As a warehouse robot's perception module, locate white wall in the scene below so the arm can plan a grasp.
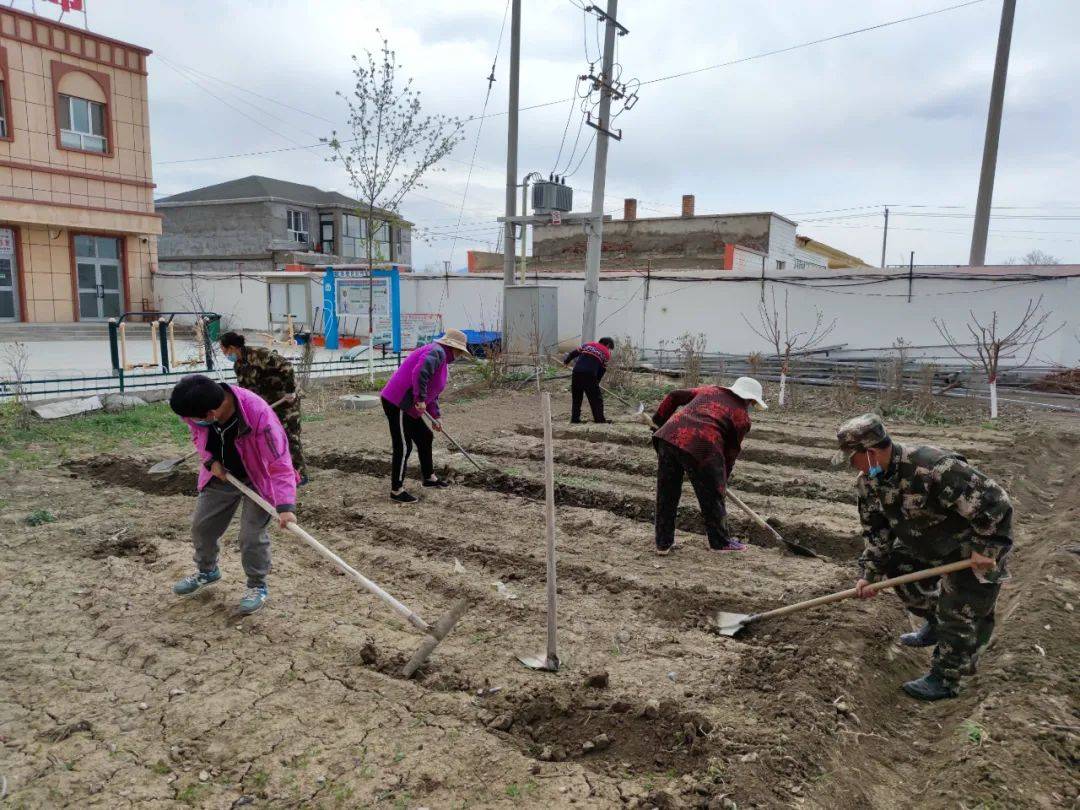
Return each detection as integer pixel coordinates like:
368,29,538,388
157,267,1080,366
402,268,1080,366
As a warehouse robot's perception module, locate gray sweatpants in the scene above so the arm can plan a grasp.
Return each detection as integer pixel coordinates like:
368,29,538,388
192,479,272,587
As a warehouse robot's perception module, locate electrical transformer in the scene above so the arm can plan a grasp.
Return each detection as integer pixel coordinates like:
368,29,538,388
531,179,573,215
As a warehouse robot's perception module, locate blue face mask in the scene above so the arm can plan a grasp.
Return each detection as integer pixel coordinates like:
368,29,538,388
866,452,884,479
193,419,216,427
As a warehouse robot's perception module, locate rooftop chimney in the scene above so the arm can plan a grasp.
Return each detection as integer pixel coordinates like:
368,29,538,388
624,198,638,221
681,194,695,217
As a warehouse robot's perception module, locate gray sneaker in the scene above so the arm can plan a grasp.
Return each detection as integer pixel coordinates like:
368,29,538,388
173,568,221,595
238,584,268,615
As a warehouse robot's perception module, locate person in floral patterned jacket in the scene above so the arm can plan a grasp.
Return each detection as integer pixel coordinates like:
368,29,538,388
650,377,767,555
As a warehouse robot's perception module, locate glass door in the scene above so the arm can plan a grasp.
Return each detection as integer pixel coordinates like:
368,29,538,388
74,235,122,320
0,227,18,320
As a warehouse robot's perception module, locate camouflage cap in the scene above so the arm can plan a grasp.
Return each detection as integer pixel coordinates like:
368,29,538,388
832,413,889,465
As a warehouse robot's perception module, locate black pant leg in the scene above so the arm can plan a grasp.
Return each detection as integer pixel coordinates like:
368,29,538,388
405,412,435,480
654,440,685,550
583,375,606,422
685,460,730,548
570,373,585,422
382,398,411,491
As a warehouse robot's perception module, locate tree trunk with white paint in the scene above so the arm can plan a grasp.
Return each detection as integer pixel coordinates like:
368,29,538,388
989,377,998,419
778,372,788,407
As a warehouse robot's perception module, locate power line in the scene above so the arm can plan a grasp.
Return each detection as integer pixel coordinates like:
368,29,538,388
154,1,991,167
637,0,990,87
153,54,338,126
156,56,317,153
447,0,512,272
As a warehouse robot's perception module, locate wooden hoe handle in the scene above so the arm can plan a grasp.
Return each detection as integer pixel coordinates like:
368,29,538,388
224,473,430,632
752,559,976,624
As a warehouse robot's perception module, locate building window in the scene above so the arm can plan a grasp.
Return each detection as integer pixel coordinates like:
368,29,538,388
319,214,334,254
0,83,7,139
341,213,365,258
287,210,309,243
372,220,390,262
59,94,107,153
775,260,786,270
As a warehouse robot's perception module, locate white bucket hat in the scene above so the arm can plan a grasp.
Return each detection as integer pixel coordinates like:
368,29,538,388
435,328,472,356
725,376,768,409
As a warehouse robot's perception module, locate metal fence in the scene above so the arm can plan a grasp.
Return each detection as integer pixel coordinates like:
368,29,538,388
0,354,403,403
635,348,1080,412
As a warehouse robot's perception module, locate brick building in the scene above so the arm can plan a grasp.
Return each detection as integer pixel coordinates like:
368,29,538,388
0,6,159,322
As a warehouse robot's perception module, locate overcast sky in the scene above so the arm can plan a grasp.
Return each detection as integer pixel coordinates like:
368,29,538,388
38,0,1080,268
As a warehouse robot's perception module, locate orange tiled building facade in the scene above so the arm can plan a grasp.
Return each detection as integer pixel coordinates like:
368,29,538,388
0,6,159,323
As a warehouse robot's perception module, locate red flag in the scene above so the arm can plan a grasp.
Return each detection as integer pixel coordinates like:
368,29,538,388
45,0,85,11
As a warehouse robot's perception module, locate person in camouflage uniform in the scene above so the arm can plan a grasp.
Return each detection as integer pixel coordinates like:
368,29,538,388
834,413,1012,701
219,332,307,483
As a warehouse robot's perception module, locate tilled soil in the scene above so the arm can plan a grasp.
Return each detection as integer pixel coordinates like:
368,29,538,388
0,386,1076,809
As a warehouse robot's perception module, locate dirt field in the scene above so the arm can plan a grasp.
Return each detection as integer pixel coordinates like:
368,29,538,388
1,381,1077,809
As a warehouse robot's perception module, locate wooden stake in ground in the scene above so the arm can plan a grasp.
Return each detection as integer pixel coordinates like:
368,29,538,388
518,392,559,671
150,320,160,366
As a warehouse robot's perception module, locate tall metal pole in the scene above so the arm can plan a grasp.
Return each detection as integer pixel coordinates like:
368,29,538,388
502,0,521,290
879,206,889,268
969,0,1016,267
581,0,618,345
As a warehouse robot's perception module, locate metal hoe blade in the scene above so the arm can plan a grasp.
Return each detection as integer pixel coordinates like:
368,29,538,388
516,652,559,671
149,454,190,475
715,611,755,637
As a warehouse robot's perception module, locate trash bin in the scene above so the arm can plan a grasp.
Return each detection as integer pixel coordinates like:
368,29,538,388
204,313,222,342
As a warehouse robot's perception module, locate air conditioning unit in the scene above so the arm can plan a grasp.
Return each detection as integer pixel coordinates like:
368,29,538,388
531,180,573,215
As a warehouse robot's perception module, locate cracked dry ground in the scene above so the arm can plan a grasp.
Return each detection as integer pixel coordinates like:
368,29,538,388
1,389,1077,809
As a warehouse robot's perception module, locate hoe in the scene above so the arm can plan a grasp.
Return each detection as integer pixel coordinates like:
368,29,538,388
716,559,975,637
227,474,467,678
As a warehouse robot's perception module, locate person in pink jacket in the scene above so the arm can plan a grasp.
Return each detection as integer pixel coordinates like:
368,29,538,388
168,374,299,614
380,329,471,503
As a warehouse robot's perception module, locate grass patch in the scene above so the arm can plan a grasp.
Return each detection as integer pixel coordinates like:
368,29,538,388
25,508,57,526
0,401,189,471
176,784,208,805
960,719,989,746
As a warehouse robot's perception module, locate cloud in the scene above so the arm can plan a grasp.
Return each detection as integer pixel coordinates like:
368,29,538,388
34,0,1080,271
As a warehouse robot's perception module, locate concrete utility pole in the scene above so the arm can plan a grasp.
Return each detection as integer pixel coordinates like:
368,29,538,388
502,0,521,289
581,0,619,345
969,0,1016,267
880,206,889,268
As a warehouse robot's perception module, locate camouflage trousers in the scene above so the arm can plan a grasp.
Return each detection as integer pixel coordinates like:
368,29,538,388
884,549,999,685
279,407,307,481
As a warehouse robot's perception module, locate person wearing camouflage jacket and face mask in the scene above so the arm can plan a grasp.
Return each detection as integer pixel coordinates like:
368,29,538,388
219,332,307,484
835,413,1013,701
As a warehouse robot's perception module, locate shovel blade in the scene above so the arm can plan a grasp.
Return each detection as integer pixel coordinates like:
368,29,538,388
715,611,752,637
148,457,184,475
517,652,559,671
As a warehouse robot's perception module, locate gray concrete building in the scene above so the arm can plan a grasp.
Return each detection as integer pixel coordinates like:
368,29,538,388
155,175,413,276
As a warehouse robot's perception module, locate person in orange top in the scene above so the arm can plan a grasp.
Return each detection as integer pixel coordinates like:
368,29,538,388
650,377,767,555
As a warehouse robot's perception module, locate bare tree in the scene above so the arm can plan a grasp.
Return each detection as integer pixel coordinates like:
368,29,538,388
933,296,1063,418
1003,249,1060,266
742,288,837,407
2,341,32,429
324,33,463,378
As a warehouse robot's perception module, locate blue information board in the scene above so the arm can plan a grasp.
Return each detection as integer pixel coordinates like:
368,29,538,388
320,265,401,352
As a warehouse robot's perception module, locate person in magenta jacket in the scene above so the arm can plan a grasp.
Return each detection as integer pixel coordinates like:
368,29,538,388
380,328,471,503
168,375,299,614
